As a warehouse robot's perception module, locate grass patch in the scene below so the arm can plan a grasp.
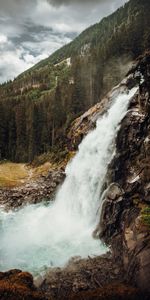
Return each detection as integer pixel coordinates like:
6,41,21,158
0,161,60,188
0,162,29,188
0,150,76,188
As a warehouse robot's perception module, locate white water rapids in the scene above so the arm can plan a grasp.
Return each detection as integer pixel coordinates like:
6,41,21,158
0,87,138,275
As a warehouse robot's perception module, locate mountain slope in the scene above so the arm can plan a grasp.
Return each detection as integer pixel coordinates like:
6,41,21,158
26,0,150,70
0,0,150,162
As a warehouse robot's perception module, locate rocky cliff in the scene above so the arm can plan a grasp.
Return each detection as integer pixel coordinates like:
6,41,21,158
98,52,150,294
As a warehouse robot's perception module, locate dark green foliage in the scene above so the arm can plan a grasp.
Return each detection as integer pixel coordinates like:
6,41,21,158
0,0,150,162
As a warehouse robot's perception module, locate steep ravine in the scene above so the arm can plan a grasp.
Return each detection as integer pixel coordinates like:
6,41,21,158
0,53,150,300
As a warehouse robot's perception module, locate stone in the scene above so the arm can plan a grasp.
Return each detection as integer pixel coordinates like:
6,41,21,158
106,183,124,201
0,270,46,300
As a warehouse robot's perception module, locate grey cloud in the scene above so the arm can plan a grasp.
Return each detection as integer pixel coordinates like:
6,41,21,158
47,0,110,6
0,0,125,14
0,0,127,83
0,0,35,16
0,23,72,83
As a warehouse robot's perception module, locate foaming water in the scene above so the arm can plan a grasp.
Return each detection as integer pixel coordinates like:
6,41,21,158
0,87,138,274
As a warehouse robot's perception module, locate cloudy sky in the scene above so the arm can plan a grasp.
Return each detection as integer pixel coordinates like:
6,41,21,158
0,0,127,83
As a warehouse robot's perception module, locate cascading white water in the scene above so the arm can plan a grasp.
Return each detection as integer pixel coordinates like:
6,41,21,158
0,87,138,275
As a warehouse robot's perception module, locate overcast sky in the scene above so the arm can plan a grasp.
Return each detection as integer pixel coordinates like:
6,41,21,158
0,0,127,83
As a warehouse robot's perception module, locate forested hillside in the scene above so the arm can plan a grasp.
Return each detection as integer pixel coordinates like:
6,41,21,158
0,0,150,162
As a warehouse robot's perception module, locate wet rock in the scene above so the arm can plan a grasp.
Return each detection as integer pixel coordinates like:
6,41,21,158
124,220,150,294
94,183,125,242
106,183,124,201
39,254,125,300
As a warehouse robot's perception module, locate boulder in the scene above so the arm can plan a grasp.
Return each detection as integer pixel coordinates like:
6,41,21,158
0,270,46,300
96,183,125,242
105,183,124,201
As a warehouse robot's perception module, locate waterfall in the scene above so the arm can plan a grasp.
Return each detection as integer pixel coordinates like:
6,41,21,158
0,87,138,275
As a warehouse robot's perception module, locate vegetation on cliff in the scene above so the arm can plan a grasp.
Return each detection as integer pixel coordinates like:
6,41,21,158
142,207,150,228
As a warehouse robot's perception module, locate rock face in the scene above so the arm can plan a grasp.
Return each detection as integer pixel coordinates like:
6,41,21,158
0,168,65,210
99,52,150,294
94,183,125,240
67,83,132,151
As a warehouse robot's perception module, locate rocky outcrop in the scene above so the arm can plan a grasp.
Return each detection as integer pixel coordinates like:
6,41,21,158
67,82,134,151
98,52,150,294
0,168,65,210
38,254,142,300
0,266,143,300
123,214,150,292
0,270,46,300
93,183,125,240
